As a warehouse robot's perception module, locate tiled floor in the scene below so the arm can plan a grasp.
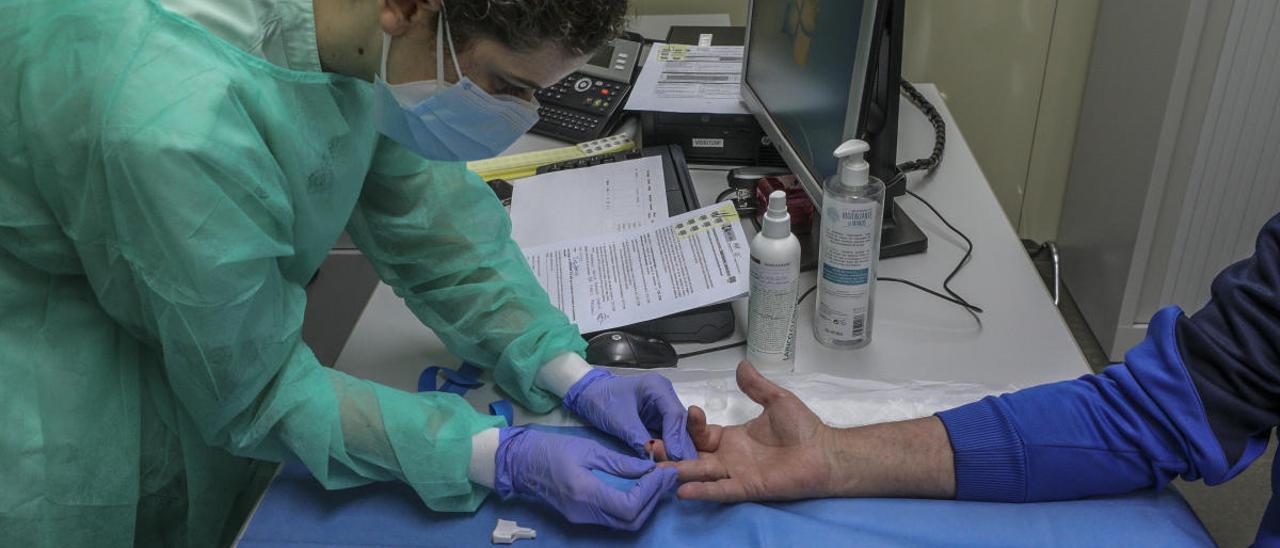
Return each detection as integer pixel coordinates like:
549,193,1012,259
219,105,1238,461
1031,244,1271,547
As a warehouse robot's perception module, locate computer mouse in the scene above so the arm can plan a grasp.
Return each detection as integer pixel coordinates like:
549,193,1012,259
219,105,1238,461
585,331,678,369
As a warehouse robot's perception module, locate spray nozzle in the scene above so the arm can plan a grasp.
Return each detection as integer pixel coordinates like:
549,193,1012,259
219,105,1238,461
761,190,792,238
766,190,788,218
834,139,871,186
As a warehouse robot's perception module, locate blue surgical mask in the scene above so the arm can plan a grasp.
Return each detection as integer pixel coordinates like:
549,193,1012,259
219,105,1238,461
372,13,540,161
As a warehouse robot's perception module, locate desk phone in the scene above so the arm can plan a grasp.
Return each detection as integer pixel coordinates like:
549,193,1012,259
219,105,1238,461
531,36,642,143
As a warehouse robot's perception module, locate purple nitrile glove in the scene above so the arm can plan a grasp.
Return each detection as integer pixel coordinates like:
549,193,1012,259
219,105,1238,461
563,369,698,461
494,427,677,531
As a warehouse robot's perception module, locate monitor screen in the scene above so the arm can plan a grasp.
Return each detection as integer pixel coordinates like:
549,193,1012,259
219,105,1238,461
745,0,868,181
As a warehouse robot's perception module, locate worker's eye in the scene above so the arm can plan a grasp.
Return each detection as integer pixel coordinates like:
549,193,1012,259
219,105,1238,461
498,83,532,97
491,76,535,98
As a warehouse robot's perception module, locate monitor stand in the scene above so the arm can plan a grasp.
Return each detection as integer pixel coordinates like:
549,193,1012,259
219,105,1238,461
880,201,928,258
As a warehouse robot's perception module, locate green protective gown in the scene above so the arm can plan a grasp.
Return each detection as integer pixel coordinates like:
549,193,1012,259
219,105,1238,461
0,0,587,545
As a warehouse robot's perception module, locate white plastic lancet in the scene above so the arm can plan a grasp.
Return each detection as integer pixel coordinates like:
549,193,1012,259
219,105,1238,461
492,519,537,544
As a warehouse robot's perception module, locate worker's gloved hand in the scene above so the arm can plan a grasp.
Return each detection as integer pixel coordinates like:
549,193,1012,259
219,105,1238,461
563,369,698,461
495,427,677,531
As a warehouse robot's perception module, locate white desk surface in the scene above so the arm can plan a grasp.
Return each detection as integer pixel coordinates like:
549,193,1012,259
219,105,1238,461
333,85,1090,393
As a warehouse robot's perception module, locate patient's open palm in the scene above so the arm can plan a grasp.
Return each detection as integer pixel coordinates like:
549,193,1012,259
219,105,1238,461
670,362,835,502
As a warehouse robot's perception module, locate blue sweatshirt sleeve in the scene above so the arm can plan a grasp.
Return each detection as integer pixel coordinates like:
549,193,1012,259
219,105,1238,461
937,213,1280,502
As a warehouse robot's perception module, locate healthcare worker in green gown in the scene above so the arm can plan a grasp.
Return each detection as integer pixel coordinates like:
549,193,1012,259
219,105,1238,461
0,0,697,545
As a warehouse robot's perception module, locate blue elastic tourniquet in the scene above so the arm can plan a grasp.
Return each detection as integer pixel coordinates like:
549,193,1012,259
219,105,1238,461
417,364,485,395
488,400,515,427
239,426,1212,547
416,365,513,427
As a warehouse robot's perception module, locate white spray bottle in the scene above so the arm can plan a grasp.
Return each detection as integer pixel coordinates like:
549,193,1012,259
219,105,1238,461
747,190,802,371
814,139,884,349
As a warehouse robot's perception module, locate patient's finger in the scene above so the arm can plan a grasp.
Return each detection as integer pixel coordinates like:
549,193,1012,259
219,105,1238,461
737,361,790,407
686,406,722,452
646,439,669,462
670,453,728,482
677,478,751,503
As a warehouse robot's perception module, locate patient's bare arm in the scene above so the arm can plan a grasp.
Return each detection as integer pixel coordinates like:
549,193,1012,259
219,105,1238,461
668,361,955,502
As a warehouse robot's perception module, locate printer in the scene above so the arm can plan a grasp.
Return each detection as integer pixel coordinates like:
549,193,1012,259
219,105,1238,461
638,26,784,166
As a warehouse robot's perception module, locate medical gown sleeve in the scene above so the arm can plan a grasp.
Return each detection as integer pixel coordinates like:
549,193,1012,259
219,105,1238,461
72,127,504,512
936,213,1280,502
346,139,588,414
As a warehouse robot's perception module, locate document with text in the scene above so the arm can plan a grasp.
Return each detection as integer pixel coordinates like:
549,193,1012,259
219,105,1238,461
509,156,668,248
624,44,749,115
523,202,749,333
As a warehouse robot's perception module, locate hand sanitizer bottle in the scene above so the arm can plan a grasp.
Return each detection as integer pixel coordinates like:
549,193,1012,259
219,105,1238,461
814,140,884,349
747,190,802,372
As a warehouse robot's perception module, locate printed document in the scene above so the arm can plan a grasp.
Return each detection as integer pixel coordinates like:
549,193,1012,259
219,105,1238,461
522,202,749,333
624,44,750,115
509,156,667,248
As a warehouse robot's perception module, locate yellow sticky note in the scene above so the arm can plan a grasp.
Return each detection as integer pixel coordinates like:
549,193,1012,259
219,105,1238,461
657,44,689,62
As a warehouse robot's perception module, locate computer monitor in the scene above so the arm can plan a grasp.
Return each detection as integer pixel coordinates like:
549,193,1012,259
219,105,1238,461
742,0,927,257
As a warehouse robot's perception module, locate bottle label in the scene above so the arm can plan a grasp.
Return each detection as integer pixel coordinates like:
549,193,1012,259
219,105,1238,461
747,256,799,361
816,199,880,342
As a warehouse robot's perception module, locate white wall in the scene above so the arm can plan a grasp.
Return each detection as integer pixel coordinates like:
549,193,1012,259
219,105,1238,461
902,0,1098,241
627,0,748,24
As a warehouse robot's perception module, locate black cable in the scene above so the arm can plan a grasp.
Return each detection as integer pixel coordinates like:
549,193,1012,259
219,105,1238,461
884,170,907,193
675,340,744,359
884,79,946,194
867,186,982,316
896,79,946,175
879,79,981,316
879,277,982,313
797,284,817,305
903,189,979,311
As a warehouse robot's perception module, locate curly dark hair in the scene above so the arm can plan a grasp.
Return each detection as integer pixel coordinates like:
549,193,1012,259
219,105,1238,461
443,0,629,55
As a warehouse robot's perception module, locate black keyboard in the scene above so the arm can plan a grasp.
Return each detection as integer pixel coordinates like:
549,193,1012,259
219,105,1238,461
536,149,640,173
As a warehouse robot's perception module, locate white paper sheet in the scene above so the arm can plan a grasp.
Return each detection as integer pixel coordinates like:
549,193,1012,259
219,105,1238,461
522,202,749,333
624,44,750,115
508,156,668,248
673,374,1020,427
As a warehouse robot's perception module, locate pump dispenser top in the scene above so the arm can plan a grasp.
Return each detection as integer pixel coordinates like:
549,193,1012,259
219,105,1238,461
762,190,791,239
833,139,871,187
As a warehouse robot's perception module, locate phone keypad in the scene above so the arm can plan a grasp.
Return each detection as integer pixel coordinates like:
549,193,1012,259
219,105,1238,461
532,74,629,141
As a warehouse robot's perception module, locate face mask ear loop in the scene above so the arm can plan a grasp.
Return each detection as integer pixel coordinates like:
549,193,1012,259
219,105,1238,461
440,7,463,83
379,32,393,80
